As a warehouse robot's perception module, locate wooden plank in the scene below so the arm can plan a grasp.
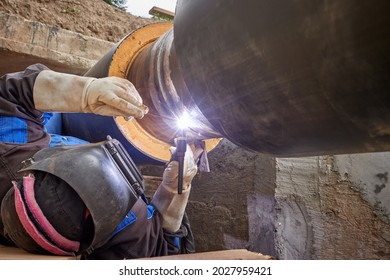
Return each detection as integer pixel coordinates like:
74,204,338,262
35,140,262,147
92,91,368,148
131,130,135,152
0,245,78,260
142,249,273,260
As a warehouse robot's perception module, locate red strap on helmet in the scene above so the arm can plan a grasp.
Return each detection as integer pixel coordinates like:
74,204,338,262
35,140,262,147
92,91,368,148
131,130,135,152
12,176,80,256
22,176,80,252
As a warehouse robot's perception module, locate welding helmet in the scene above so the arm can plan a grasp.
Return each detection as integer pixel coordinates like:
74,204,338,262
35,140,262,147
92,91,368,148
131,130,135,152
1,137,143,256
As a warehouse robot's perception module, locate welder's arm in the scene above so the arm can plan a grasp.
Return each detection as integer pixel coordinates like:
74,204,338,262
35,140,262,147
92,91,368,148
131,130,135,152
33,70,148,118
151,144,201,233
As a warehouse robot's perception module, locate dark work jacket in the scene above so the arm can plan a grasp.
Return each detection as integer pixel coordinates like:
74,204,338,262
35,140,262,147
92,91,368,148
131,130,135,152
0,64,50,244
0,64,174,259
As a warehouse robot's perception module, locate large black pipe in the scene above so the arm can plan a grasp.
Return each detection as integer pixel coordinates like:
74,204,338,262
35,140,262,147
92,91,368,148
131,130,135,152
64,0,390,160
173,0,390,156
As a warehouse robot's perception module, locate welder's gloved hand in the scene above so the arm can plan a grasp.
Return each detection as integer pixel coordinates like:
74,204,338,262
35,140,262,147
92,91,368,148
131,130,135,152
152,143,203,233
33,70,148,119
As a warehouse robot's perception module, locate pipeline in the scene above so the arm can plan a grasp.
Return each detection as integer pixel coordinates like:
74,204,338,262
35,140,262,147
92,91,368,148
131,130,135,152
63,0,390,162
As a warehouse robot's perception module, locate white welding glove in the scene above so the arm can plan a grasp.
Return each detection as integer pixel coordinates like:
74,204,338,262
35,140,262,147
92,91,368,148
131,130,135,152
33,70,148,118
152,144,200,233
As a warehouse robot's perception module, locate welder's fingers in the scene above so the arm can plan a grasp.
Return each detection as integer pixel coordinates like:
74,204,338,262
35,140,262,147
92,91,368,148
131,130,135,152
169,146,176,155
187,143,198,163
189,142,205,162
108,80,146,109
164,145,197,184
94,95,149,118
88,105,139,118
183,145,197,181
168,146,178,162
111,77,142,103
86,77,148,118
169,143,202,164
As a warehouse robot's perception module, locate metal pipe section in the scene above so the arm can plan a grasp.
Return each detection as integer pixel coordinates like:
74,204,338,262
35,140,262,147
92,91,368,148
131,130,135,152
172,0,390,156
64,0,390,160
127,29,222,144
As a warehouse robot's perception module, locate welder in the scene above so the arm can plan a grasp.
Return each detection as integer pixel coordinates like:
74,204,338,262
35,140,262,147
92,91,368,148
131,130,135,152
0,64,203,259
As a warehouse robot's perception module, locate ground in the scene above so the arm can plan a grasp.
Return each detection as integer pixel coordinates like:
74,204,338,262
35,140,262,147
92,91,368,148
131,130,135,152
0,0,156,42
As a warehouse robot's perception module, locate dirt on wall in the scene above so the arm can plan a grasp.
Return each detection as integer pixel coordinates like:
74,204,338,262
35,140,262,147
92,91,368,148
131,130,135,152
0,0,157,42
320,156,390,259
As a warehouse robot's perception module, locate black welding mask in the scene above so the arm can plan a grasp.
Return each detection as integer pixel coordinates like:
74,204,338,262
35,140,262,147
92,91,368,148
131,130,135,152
1,137,144,256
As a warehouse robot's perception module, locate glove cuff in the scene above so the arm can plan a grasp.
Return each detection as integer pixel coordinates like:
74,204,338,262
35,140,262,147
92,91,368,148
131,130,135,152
152,182,192,233
33,70,95,113
81,78,97,113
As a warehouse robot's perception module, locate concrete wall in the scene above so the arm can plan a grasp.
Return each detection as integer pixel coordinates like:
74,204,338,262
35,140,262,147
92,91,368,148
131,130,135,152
187,139,276,257
275,154,390,259
188,144,390,259
188,145,390,259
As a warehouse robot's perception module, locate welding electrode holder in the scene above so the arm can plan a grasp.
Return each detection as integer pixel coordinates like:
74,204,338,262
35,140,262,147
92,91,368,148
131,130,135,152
175,132,187,194
104,135,145,196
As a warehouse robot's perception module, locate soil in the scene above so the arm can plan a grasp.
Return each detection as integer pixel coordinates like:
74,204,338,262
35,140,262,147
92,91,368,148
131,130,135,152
0,0,157,42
